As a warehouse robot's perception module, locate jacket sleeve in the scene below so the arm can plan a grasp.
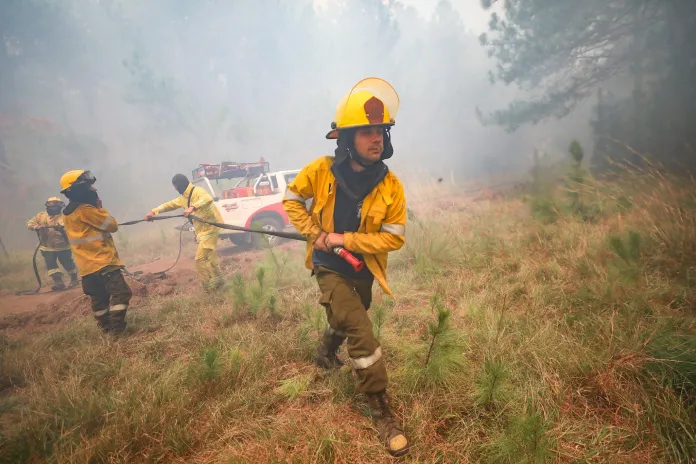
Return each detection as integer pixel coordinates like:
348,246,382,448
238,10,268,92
79,206,119,233
26,214,40,230
190,189,213,210
282,165,322,242
343,181,407,255
152,196,185,214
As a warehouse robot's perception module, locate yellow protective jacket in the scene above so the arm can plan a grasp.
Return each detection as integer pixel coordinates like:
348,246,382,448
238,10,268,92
26,211,70,252
152,183,222,242
283,156,407,296
62,204,122,276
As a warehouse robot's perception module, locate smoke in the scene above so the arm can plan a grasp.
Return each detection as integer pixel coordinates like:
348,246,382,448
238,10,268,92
0,0,591,245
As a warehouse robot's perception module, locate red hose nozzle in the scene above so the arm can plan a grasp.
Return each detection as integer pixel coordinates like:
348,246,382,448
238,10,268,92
333,247,364,272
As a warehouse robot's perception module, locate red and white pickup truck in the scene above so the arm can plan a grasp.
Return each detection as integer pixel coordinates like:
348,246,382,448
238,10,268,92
190,160,303,248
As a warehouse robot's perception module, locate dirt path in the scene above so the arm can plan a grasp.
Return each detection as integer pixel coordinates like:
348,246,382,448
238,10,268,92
0,240,297,333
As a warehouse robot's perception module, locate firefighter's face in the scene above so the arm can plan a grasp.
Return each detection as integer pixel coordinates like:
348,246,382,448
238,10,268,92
353,127,384,164
46,202,64,215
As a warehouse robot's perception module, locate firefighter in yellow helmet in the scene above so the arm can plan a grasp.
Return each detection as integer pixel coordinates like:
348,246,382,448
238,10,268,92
26,197,78,290
282,78,409,457
59,170,132,334
144,174,224,292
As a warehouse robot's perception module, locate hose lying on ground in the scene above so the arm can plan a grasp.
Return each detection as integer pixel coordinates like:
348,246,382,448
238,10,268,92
14,230,42,295
118,215,188,281
15,227,80,296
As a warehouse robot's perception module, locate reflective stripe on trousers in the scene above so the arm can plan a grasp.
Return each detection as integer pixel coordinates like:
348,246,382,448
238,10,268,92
350,346,383,370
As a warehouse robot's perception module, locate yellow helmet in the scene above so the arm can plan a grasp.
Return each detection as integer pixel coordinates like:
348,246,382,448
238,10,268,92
326,77,400,139
46,196,63,205
60,170,96,193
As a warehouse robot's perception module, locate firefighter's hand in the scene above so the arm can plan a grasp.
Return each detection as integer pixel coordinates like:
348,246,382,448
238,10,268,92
183,206,195,218
325,233,345,249
313,231,330,252
144,211,156,221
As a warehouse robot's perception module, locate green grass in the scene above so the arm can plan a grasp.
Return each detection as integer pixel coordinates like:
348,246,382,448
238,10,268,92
0,250,41,294
0,169,695,463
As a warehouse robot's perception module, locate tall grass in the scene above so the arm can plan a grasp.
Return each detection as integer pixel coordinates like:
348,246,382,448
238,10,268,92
0,167,694,463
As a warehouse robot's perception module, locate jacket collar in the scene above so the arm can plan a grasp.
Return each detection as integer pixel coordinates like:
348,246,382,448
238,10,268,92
182,183,195,198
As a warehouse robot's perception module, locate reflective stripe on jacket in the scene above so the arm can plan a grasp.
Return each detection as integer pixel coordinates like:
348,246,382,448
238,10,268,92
152,183,223,241
26,211,70,252
282,156,407,296
62,205,122,276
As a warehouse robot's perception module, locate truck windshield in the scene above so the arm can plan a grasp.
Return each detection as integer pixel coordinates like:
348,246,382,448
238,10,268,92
284,173,298,185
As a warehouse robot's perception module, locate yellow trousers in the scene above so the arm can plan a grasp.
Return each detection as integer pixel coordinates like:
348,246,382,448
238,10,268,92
195,234,223,290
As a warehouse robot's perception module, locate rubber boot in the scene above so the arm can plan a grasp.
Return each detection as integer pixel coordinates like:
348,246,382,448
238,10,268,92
109,309,127,335
315,328,345,369
69,273,79,287
366,389,409,457
50,273,66,291
94,311,110,333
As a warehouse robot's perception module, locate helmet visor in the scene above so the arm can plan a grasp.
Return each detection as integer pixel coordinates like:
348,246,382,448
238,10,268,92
347,78,400,122
76,171,96,186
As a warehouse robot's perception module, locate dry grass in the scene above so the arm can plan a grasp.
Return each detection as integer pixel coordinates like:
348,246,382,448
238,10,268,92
0,221,185,294
0,168,695,463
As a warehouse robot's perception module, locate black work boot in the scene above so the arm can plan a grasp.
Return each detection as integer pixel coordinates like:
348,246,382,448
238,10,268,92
109,309,127,335
50,273,66,291
315,328,345,369
94,312,110,333
69,273,79,287
366,389,409,457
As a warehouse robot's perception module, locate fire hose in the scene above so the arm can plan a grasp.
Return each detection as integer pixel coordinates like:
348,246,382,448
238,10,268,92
15,226,75,296
15,230,42,295
118,214,365,277
16,215,364,294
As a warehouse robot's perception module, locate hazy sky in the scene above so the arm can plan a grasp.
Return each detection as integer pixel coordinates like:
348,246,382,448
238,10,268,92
399,0,491,32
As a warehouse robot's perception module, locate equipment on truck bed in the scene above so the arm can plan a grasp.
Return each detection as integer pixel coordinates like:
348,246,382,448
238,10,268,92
192,158,269,181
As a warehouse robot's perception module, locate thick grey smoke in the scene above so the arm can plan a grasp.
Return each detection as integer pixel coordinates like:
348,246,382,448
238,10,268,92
1,0,591,245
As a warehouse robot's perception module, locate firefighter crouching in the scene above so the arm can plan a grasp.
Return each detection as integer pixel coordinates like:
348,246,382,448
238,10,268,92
282,78,409,457
144,174,224,292
60,170,132,334
26,197,78,290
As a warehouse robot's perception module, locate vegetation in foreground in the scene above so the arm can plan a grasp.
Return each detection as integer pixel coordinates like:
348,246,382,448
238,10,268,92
0,162,694,463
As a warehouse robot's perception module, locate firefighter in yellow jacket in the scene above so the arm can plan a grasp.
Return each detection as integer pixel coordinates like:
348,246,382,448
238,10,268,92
59,170,132,334
144,174,224,291
26,197,79,290
282,78,408,457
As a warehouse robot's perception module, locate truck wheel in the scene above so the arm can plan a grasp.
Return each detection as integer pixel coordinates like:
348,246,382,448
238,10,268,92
228,233,250,248
251,217,283,249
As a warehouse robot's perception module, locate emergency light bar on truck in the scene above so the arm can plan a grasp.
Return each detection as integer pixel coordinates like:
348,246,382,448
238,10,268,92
191,159,270,181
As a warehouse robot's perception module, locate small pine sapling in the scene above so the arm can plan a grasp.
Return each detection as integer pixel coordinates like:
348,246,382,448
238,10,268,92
231,274,247,312
422,295,463,385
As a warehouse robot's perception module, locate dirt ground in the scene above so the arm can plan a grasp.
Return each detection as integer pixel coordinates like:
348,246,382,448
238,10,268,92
0,241,296,334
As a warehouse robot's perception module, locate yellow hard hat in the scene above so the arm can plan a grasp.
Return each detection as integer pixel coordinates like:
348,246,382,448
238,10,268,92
326,77,400,139
60,170,96,193
46,196,63,204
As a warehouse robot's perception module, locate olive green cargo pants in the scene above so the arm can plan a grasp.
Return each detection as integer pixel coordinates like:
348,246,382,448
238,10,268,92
315,266,388,394
82,266,132,334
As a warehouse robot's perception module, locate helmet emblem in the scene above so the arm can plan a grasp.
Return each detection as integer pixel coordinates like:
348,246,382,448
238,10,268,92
364,97,385,124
